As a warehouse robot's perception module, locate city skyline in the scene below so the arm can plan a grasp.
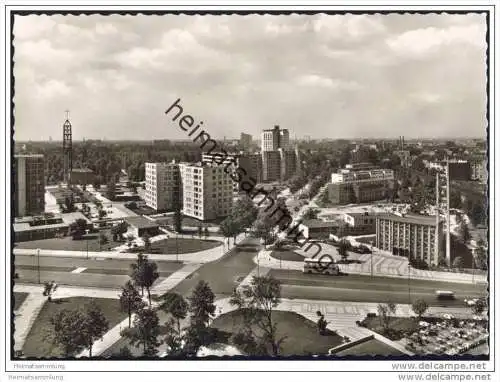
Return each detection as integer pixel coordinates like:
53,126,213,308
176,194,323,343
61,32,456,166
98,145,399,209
13,13,487,141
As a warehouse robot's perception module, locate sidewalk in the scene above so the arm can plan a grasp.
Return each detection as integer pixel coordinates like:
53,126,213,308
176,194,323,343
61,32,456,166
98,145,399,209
257,249,487,285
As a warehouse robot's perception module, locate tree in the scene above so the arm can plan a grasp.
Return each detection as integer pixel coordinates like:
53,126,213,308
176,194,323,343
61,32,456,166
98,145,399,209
68,218,88,240
474,245,488,270
158,292,188,337
219,216,241,245
130,254,159,305
173,209,183,233
122,306,161,356
232,195,259,229
115,346,133,358
470,201,486,227
111,221,128,242
82,301,110,357
411,299,429,320
183,280,216,354
119,281,145,328
198,225,203,238
303,208,319,220
49,301,109,357
159,292,188,355
106,181,116,201
230,275,285,356
471,299,486,316
99,233,108,246
142,233,151,252
203,226,209,239
377,302,396,333
338,239,350,263
452,256,464,270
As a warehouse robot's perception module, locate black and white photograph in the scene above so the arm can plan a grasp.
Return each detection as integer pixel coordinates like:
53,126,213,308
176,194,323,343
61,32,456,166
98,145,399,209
1,1,498,381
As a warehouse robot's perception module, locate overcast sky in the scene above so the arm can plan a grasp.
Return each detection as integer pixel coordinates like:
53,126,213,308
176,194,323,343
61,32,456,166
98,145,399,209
13,13,487,141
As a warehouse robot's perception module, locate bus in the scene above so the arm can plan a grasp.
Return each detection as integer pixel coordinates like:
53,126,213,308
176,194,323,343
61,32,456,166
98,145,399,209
303,258,340,275
435,290,455,300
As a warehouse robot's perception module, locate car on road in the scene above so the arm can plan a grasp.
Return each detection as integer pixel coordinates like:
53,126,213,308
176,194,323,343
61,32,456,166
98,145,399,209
435,290,455,300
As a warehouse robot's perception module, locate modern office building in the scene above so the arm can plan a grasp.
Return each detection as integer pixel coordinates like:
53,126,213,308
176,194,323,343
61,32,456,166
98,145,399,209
342,212,377,235
180,163,233,221
144,161,181,211
261,125,296,182
327,163,394,205
375,213,443,267
426,159,471,181
262,151,282,182
240,133,252,151
14,154,45,217
470,157,487,183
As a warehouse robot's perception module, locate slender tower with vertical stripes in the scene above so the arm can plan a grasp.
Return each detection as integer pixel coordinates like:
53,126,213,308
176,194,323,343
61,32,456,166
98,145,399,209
62,110,73,185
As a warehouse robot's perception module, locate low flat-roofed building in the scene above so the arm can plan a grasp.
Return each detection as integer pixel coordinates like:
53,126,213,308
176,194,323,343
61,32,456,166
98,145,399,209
299,219,340,239
125,216,160,238
343,212,377,235
375,213,443,267
13,212,90,242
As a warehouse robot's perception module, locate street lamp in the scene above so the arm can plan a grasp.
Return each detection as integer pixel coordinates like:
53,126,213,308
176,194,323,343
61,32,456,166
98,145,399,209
370,240,374,278
37,248,41,284
175,232,179,262
408,262,411,305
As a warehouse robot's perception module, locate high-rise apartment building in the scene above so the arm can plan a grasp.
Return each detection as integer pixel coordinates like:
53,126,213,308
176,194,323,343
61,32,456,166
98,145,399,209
144,162,181,211
202,152,262,185
180,163,233,221
376,213,443,267
240,133,252,151
261,125,296,182
14,154,45,217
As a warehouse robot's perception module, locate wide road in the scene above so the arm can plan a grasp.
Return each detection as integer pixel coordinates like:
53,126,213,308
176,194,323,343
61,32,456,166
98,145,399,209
269,269,488,307
14,254,185,289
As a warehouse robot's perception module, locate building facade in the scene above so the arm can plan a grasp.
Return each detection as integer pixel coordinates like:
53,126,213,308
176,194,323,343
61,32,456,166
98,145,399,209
144,161,181,211
327,164,394,205
14,154,45,217
343,212,377,235
202,152,262,185
470,157,487,183
70,168,96,185
180,163,233,221
375,213,443,267
240,133,252,151
261,125,296,182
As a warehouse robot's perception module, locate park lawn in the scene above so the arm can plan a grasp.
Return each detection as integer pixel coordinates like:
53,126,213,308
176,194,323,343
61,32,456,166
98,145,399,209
131,238,221,255
23,297,126,358
335,339,405,356
15,230,118,252
211,309,344,356
14,292,29,311
270,250,305,262
361,316,420,341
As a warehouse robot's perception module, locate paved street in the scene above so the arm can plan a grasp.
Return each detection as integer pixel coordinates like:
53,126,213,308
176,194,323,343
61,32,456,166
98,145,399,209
269,269,487,307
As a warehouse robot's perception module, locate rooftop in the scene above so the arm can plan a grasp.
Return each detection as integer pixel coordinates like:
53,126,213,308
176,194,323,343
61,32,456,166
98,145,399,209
125,216,160,229
71,168,94,173
301,219,340,229
376,213,438,226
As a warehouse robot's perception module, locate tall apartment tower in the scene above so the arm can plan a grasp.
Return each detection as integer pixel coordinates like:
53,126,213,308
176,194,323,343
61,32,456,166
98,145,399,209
180,163,233,221
144,162,181,211
261,125,296,182
62,111,73,184
14,154,45,217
